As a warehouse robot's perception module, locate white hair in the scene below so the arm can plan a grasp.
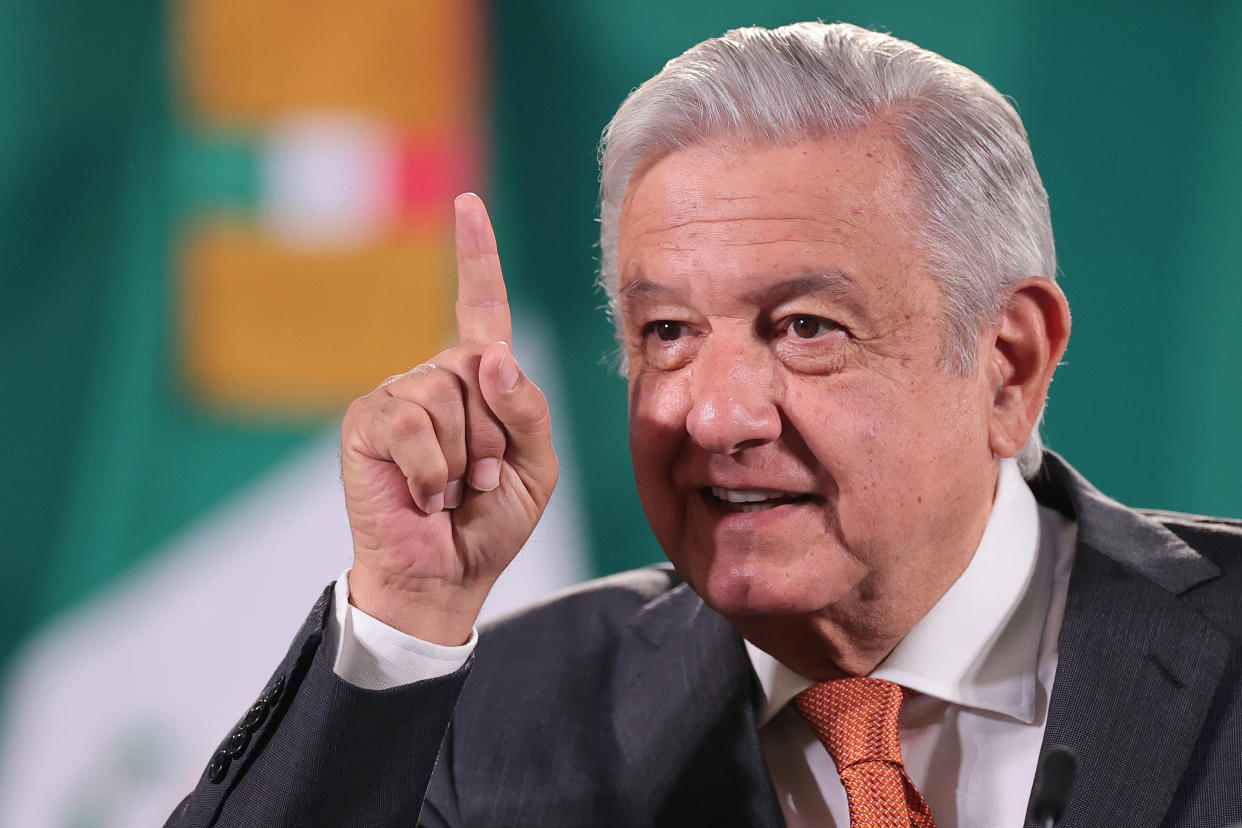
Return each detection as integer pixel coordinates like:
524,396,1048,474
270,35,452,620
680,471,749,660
597,21,1056,476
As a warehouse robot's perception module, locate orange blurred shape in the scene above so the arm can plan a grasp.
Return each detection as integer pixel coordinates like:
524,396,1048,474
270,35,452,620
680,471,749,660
181,220,455,414
177,0,486,129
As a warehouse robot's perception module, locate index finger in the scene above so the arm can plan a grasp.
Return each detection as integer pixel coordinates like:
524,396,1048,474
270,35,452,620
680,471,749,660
454,193,512,345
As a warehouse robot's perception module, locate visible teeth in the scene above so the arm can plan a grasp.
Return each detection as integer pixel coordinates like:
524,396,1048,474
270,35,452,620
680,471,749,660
710,487,786,503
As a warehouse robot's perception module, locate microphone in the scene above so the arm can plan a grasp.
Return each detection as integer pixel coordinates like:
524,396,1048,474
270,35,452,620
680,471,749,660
1030,746,1077,828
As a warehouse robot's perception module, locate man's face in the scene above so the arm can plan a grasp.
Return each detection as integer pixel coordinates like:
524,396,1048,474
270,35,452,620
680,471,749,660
617,132,1000,632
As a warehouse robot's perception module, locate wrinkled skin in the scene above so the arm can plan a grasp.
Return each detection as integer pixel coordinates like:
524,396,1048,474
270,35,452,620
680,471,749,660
616,132,1065,678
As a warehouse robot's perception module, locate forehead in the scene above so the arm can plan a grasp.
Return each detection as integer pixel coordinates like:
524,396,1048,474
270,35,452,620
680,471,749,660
615,132,929,306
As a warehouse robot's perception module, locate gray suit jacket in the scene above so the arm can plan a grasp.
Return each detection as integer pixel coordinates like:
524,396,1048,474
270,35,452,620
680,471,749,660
167,453,1242,826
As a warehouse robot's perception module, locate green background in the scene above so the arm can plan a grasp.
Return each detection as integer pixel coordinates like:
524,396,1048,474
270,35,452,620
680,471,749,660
2,0,1240,679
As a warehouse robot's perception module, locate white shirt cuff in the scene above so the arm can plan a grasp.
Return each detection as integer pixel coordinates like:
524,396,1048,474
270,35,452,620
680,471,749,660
326,568,477,690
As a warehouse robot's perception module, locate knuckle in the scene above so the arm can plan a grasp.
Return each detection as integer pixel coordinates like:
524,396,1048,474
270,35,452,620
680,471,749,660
513,390,553,435
434,343,486,364
421,371,466,406
455,291,506,311
343,391,373,421
529,387,551,419
385,359,477,406
341,395,378,443
386,402,433,442
530,404,553,434
382,365,435,397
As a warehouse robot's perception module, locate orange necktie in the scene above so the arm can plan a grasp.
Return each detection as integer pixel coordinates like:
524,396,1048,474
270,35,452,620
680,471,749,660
794,677,936,828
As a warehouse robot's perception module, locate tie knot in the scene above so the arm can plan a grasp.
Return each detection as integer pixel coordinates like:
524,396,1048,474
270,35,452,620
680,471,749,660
794,677,906,770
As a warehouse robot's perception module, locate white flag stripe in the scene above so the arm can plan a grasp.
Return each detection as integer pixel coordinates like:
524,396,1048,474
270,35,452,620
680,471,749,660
260,113,395,249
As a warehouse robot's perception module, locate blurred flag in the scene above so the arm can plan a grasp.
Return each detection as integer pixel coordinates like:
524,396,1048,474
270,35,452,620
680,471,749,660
0,1,589,824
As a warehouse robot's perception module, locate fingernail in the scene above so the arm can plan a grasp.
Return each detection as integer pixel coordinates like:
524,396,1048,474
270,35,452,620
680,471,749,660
444,479,464,509
498,343,519,391
421,491,444,514
470,458,502,492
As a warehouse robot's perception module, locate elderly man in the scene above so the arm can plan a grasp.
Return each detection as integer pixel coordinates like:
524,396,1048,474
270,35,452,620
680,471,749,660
169,22,1242,828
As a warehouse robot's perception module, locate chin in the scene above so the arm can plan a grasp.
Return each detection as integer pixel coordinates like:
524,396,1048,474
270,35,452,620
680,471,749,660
682,554,854,620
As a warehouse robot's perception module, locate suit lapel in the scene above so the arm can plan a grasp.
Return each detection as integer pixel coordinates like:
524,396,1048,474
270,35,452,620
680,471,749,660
1028,455,1229,828
625,577,786,827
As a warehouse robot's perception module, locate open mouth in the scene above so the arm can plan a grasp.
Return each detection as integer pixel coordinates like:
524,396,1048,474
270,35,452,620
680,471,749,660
705,487,812,513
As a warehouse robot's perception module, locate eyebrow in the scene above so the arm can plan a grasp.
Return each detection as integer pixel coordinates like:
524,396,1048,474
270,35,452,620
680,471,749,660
618,278,681,301
743,272,861,309
619,271,866,318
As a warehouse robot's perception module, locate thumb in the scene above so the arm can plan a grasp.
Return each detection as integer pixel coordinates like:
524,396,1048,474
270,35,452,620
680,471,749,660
478,341,556,477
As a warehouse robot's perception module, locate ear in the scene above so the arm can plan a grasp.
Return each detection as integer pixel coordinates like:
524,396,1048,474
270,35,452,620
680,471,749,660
984,277,1071,459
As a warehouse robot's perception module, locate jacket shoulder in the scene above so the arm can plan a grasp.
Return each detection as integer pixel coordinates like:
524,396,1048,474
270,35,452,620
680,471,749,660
1139,508,1242,538
1137,509,1242,637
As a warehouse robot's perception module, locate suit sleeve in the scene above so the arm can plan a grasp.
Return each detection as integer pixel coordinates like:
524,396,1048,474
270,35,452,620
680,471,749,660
164,583,471,828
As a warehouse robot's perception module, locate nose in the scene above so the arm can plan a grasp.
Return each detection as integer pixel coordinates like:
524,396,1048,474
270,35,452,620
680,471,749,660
685,342,782,455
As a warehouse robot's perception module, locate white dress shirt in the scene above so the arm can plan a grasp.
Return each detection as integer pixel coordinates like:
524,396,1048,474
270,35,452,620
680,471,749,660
751,459,1077,827
327,458,1077,828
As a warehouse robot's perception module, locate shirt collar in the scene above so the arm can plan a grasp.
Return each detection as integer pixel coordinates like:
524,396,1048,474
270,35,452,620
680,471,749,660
747,458,1051,727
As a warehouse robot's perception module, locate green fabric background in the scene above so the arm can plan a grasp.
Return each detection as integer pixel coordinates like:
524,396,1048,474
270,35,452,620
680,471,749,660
2,0,1239,679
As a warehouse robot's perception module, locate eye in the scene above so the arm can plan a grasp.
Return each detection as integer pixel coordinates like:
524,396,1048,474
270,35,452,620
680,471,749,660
784,315,840,339
647,320,688,342
773,314,851,374
791,316,821,338
638,319,699,370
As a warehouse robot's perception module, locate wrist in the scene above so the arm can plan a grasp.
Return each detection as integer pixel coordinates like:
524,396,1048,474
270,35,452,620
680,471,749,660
347,569,488,646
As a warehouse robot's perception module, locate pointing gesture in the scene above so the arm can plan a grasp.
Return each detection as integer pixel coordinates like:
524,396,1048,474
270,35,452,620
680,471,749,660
340,194,558,645
455,194,513,346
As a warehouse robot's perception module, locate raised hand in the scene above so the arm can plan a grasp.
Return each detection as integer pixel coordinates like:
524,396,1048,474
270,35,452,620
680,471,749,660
339,194,558,644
